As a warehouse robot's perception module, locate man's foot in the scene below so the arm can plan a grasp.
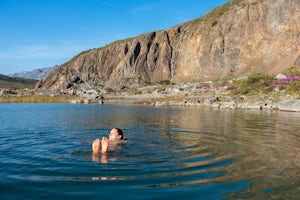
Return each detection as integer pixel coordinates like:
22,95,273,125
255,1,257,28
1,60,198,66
101,137,109,153
92,138,101,154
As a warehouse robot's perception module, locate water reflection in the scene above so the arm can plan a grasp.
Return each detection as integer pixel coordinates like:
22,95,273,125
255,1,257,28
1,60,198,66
87,106,300,198
92,153,108,164
1,104,299,199
155,108,300,199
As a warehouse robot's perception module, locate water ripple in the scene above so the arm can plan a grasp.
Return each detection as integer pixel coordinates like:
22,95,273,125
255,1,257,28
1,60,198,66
1,104,299,199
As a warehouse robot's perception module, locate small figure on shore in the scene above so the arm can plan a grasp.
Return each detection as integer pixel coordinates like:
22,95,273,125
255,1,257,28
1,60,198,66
92,128,124,154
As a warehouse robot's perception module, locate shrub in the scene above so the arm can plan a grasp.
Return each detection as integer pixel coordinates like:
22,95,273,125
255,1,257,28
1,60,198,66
286,66,300,76
273,72,300,93
105,87,115,93
159,80,172,85
286,80,300,93
232,69,274,94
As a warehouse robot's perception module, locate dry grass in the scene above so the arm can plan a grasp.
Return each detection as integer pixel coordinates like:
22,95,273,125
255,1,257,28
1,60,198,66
192,0,244,25
0,95,80,103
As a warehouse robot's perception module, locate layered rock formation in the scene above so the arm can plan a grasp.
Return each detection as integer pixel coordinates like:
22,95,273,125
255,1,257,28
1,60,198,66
37,0,300,90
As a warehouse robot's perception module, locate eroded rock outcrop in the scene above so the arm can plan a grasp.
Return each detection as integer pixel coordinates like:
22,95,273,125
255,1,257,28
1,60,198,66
37,0,300,90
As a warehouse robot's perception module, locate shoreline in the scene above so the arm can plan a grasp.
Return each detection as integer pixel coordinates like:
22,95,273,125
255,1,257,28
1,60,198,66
104,94,300,112
102,83,300,112
1,93,300,112
1,82,300,112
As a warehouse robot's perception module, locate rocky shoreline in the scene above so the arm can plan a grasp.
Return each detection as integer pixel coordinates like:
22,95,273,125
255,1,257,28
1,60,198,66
106,95,300,112
1,81,300,112
103,83,300,112
70,81,299,112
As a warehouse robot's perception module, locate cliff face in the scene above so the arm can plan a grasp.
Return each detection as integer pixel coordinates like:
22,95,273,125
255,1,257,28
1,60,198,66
37,0,300,90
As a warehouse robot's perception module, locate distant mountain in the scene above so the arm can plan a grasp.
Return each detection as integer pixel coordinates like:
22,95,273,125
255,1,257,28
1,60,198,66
0,74,37,89
9,66,58,80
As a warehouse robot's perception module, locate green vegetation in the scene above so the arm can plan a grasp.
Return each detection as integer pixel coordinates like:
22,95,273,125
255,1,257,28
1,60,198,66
192,0,245,25
231,67,300,95
158,80,173,85
275,67,300,94
0,74,37,89
105,87,115,93
67,49,93,63
285,81,300,93
286,66,300,76
232,69,274,94
97,36,136,51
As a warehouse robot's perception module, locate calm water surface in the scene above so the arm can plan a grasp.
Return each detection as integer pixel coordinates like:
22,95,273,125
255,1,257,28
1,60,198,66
0,103,299,199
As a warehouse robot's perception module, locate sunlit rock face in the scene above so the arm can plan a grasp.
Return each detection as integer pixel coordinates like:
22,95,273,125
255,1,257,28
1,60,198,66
37,0,300,90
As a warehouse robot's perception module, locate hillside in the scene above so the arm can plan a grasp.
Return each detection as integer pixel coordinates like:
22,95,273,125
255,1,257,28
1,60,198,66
9,66,57,80
36,0,300,90
0,74,37,89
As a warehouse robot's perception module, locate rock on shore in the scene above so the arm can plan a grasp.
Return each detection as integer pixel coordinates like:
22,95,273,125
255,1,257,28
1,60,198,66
278,100,300,112
102,82,300,112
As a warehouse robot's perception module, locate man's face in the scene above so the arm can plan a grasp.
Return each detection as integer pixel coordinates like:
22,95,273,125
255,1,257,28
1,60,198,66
109,129,120,140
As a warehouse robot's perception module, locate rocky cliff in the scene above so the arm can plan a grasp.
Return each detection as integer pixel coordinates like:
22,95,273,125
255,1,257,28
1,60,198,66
37,0,300,90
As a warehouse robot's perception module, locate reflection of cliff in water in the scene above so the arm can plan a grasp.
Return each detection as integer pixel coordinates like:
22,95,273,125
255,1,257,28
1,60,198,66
156,107,300,199
60,104,299,198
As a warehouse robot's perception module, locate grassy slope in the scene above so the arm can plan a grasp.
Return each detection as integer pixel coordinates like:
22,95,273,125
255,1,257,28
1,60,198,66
192,0,245,24
0,74,37,89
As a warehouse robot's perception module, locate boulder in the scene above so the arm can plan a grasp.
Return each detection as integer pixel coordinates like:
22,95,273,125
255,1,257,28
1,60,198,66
0,89,11,95
206,97,219,104
70,100,81,104
278,100,300,112
276,73,287,80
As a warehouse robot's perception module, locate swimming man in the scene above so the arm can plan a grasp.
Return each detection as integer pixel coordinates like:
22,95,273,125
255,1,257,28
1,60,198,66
92,128,124,154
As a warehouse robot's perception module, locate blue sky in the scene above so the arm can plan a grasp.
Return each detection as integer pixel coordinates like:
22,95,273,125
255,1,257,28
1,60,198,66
0,0,229,75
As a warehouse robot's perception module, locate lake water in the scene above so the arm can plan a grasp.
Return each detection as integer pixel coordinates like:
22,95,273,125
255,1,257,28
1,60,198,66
0,103,299,200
